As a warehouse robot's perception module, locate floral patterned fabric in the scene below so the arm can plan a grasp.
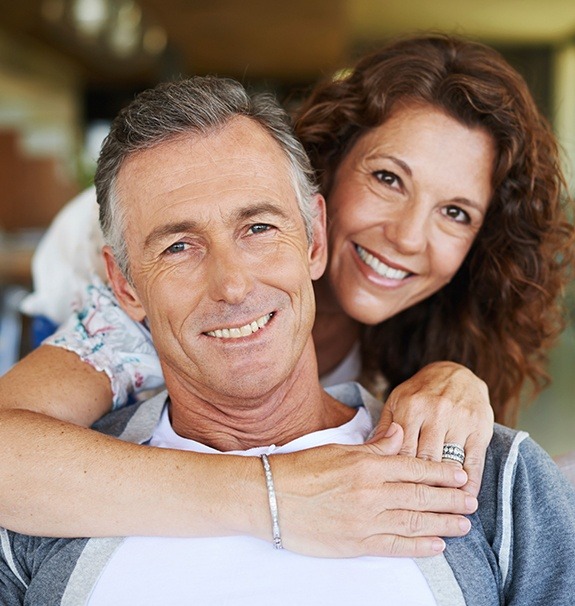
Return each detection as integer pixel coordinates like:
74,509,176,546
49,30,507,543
45,275,164,409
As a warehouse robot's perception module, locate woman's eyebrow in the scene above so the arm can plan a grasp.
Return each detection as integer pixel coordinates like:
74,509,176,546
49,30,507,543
365,152,412,177
449,196,488,214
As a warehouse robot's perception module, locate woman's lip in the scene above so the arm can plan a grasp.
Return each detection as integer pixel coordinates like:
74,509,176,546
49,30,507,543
354,244,412,279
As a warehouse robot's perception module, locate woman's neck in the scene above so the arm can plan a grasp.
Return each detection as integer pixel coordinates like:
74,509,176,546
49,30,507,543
313,277,361,378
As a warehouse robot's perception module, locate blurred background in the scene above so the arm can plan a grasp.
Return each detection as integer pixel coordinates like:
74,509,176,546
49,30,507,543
0,0,574,454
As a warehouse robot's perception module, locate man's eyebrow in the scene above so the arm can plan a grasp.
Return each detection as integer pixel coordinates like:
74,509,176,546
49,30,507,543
143,203,293,249
144,221,200,249
233,202,292,223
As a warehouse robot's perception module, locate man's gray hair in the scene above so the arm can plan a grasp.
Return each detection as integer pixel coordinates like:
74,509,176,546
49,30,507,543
95,76,319,278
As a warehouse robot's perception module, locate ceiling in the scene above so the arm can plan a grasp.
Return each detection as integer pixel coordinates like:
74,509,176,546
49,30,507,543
1,0,575,86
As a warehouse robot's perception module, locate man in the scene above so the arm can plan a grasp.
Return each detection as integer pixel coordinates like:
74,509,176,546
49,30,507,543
1,77,573,605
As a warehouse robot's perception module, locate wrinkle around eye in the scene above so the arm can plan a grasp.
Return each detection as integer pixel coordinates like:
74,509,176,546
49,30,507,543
247,223,274,235
441,206,472,225
165,242,190,255
372,170,403,191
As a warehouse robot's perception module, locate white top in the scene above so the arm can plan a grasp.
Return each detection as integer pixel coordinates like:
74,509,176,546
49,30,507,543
320,341,362,388
88,405,437,606
20,187,106,325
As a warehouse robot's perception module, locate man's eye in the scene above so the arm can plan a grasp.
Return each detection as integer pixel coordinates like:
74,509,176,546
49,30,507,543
248,224,272,235
165,242,188,254
373,170,401,188
442,206,471,224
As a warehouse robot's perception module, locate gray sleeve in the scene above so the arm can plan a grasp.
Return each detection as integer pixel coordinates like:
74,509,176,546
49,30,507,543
0,529,31,605
0,569,25,604
453,426,575,606
503,434,575,605
1,528,92,606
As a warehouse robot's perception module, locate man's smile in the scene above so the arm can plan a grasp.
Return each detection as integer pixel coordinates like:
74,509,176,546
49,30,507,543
205,312,274,339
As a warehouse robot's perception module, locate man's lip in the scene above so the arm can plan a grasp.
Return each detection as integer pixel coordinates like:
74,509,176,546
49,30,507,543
354,244,413,279
203,312,275,339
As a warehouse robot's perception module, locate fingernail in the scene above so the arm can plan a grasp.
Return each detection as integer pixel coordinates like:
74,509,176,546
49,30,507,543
465,496,478,511
454,470,467,484
459,517,471,532
384,422,399,437
432,538,445,552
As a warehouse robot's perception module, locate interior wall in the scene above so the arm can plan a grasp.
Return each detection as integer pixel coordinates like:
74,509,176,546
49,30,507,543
516,40,575,456
553,40,575,189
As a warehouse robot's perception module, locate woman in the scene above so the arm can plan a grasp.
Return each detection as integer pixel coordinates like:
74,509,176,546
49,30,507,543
297,35,573,426
0,34,571,555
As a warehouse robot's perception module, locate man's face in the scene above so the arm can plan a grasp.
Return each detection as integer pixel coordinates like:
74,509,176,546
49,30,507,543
106,117,326,400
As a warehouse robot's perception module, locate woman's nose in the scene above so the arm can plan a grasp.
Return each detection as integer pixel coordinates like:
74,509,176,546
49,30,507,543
383,200,429,255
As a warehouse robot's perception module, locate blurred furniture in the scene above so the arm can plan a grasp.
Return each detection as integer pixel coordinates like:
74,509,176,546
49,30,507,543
0,130,77,232
0,285,29,375
0,231,37,374
0,238,34,285
0,124,78,373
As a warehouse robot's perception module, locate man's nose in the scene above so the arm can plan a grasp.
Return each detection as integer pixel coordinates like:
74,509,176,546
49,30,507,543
207,244,255,304
383,199,429,255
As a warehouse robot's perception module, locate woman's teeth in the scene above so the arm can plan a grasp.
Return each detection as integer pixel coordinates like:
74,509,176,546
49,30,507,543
355,245,409,280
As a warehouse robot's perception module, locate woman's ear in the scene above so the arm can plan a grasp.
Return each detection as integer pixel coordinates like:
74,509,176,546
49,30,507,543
308,194,328,280
102,246,146,322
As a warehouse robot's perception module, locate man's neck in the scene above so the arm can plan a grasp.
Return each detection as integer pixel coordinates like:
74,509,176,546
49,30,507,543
163,340,355,451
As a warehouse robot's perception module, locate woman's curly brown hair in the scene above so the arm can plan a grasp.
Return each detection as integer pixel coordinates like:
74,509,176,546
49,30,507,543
295,33,574,425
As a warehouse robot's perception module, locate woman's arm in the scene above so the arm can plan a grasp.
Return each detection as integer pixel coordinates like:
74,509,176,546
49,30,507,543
0,346,476,557
1,345,113,426
381,361,494,496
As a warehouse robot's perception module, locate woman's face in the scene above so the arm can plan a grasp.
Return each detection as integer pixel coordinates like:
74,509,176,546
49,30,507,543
324,103,495,325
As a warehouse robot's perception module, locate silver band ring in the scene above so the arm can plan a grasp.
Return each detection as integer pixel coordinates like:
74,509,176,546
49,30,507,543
442,443,465,465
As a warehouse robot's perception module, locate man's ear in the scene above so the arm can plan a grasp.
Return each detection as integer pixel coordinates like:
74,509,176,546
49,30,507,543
308,194,328,280
102,245,146,323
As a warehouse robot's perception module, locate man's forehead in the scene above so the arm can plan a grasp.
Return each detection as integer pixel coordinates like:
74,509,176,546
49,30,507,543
116,117,301,241
119,117,292,187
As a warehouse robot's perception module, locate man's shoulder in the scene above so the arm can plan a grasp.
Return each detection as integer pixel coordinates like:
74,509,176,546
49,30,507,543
487,423,560,477
480,423,575,527
482,424,538,491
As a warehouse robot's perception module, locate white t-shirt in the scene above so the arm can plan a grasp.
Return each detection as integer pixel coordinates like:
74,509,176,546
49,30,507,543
88,405,437,606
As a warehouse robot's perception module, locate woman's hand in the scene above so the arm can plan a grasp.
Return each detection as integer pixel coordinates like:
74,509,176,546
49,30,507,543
377,361,493,497
269,421,477,558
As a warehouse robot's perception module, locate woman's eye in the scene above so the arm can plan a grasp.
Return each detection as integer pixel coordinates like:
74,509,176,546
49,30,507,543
442,206,471,224
373,170,401,188
165,242,188,254
248,223,272,235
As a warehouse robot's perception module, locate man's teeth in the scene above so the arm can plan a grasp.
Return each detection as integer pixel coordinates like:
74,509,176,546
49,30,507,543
356,245,409,280
206,313,273,339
